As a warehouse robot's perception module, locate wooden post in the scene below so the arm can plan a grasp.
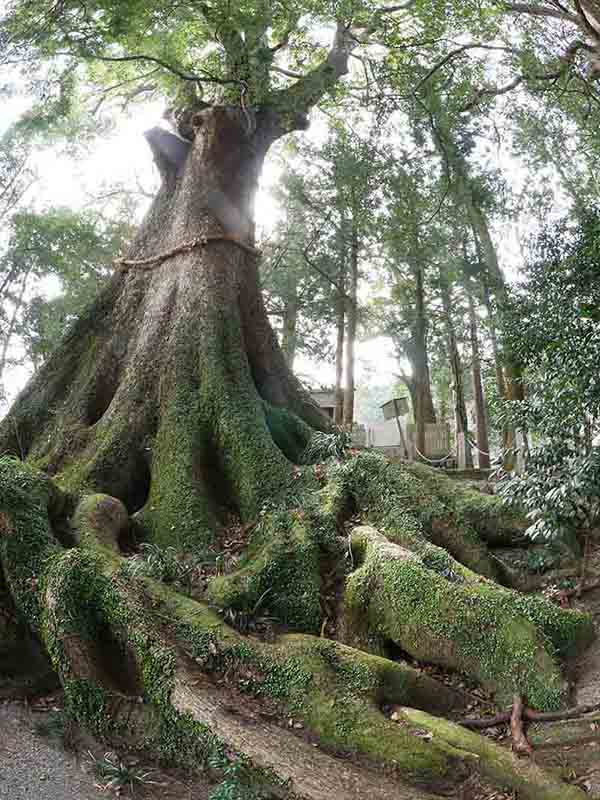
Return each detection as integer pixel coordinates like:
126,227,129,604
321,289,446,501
393,398,410,460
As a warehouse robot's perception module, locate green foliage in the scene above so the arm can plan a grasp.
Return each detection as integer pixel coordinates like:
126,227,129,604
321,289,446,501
7,208,129,367
208,756,269,800
301,428,351,462
125,542,210,588
499,211,600,546
87,750,158,794
501,443,600,549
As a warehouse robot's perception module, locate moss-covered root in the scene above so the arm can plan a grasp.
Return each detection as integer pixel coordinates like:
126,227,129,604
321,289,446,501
325,453,510,580
208,506,323,632
396,708,586,800
402,462,528,546
345,526,594,710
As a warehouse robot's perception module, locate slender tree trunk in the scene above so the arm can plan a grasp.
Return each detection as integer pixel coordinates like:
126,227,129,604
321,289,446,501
0,268,30,380
481,278,507,402
467,288,490,469
281,285,298,370
439,269,473,468
334,228,347,426
343,217,358,429
411,260,436,456
429,108,521,469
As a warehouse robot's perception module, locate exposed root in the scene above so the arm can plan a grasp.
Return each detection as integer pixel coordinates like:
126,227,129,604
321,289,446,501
460,700,600,729
510,694,533,757
394,707,586,800
0,456,594,800
344,525,593,710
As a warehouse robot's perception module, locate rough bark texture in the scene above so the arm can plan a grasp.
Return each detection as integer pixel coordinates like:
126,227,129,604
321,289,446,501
438,268,473,468
0,108,328,548
467,288,490,469
405,260,437,457
342,219,358,429
0,104,594,800
334,235,346,427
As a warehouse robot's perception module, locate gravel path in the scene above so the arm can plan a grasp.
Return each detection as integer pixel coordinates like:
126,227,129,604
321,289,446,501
0,703,100,800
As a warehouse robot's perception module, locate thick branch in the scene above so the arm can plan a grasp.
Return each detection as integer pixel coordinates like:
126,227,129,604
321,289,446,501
501,2,581,25
416,44,515,91
269,23,357,122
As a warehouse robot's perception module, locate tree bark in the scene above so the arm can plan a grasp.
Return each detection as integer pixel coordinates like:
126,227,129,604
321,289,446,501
467,288,490,469
334,225,347,427
343,217,359,429
281,284,299,370
0,107,328,547
438,269,473,468
411,260,436,456
0,267,30,382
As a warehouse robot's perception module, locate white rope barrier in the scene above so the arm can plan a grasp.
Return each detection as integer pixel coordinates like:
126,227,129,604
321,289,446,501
414,445,455,465
466,437,492,457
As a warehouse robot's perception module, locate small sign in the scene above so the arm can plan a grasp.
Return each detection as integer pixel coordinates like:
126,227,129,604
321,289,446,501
381,398,410,420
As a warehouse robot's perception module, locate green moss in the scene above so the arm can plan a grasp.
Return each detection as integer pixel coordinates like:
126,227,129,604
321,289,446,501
155,586,465,784
324,452,500,576
263,402,312,462
400,708,587,800
346,526,588,710
209,508,323,632
0,457,62,629
140,392,217,550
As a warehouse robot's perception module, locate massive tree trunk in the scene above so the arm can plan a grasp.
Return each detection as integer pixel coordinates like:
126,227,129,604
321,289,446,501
0,108,327,547
0,105,594,800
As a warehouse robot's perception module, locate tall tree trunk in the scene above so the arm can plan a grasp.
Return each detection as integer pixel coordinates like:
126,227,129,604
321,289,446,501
281,285,298,370
0,107,329,548
428,107,521,468
438,269,473,469
481,277,507,401
343,217,358,429
334,226,347,426
0,268,30,380
467,288,490,469
411,260,436,456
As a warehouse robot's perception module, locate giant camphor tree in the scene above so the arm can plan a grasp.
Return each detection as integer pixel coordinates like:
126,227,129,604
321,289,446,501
0,3,597,799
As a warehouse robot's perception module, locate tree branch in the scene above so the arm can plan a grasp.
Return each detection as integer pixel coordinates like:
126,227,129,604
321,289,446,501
500,1,580,25
460,76,524,112
379,1,417,11
269,23,358,122
59,49,239,88
416,44,516,92
574,0,600,39
270,65,306,79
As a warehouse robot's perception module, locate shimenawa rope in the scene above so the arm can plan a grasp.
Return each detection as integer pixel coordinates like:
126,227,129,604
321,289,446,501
115,234,260,271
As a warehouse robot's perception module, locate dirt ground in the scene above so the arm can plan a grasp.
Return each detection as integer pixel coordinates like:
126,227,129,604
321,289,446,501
0,699,212,800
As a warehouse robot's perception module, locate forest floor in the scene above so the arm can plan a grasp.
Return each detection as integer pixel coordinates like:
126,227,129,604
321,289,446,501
0,698,212,800
529,542,600,797
2,535,600,799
